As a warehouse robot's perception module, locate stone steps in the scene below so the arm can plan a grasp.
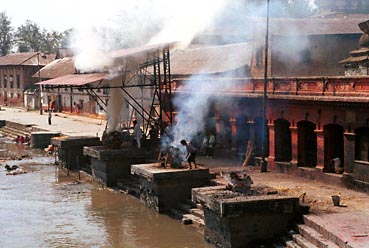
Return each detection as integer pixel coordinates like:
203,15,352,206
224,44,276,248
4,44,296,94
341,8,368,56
169,200,205,234
116,176,141,198
293,234,317,248
302,215,348,248
0,125,31,139
284,214,348,248
298,224,340,248
286,240,303,248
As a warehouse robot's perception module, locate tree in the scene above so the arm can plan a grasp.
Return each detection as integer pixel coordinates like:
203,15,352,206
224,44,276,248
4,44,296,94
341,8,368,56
59,29,72,48
0,12,13,56
40,30,63,53
15,20,66,53
15,20,43,52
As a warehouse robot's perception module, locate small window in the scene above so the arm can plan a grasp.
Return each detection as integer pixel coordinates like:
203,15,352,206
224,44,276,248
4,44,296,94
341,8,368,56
10,75,13,88
4,75,7,88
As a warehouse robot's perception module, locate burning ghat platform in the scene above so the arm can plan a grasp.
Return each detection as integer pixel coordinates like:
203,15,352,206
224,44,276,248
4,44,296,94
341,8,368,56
192,184,303,248
83,146,158,187
131,163,213,213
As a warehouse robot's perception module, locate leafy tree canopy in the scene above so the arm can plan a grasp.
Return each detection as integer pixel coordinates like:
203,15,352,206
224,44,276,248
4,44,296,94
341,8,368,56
14,20,68,54
0,12,13,56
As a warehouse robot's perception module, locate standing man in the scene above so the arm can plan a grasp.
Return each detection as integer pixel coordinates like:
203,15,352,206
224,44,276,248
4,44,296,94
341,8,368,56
180,139,197,169
133,120,142,148
48,110,52,125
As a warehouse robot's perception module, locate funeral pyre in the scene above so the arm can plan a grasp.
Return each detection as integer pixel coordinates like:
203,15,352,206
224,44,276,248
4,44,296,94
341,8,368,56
101,130,130,149
158,145,185,168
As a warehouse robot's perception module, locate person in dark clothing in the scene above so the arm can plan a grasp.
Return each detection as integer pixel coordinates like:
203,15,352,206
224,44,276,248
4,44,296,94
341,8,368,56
48,110,52,125
180,139,197,169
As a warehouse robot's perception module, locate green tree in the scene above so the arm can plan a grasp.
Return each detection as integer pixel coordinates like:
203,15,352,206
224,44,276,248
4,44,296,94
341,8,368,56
0,12,13,56
15,20,43,52
60,29,72,48
15,20,66,53
40,30,63,53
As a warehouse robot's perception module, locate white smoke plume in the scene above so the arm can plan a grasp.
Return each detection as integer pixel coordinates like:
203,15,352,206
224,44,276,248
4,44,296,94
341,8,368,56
68,0,322,139
106,89,124,132
307,0,318,11
70,0,228,72
148,0,227,48
168,74,238,149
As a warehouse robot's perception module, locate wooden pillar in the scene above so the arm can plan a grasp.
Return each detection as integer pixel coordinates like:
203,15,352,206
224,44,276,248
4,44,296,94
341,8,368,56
267,122,275,169
290,126,298,165
344,132,355,174
315,129,324,171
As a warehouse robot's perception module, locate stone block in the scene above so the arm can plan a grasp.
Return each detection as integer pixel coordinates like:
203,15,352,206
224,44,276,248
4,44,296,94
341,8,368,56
131,163,212,213
31,131,60,148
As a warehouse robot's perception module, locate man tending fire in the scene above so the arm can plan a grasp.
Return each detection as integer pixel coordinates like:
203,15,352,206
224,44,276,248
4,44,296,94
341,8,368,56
180,139,197,169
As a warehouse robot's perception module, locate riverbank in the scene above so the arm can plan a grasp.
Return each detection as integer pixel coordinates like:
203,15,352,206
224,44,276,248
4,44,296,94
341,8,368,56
2,107,369,247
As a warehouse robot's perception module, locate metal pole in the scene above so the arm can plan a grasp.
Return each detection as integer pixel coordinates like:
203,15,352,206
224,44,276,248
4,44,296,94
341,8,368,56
38,52,43,115
261,0,270,172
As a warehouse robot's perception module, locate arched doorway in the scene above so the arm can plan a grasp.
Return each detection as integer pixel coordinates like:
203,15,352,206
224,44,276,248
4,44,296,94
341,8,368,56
297,120,317,167
235,113,249,161
254,116,269,158
355,127,369,162
274,118,292,162
323,124,344,173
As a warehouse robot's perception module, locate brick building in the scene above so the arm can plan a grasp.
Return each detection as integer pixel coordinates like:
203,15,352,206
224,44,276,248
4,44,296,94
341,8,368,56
170,17,369,188
0,52,54,107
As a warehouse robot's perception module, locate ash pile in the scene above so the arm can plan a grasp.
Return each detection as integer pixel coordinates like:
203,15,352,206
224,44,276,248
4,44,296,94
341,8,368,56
158,145,185,169
221,170,255,195
101,130,131,149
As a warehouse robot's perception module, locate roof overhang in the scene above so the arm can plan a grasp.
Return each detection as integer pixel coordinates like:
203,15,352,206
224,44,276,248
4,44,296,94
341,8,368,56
36,73,107,86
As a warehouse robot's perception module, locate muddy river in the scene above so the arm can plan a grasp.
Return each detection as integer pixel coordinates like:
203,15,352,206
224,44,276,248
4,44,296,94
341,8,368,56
0,138,211,248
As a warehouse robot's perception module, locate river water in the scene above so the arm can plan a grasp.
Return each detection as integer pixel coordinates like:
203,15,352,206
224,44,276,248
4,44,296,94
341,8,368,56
0,138,212,248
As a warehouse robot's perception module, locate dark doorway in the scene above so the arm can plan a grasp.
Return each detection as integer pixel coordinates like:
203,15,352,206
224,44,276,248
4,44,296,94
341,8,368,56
297,120,317,167
274,118,292,162
254,116,269,158
323,124,344,173
355,127,369,162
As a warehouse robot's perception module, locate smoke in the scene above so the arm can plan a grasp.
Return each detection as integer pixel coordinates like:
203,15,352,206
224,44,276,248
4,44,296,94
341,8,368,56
148,0,227,48
106,84,125,133
165,73,241,152
71,28,114,73
307,0,318,11
70,0,228,73
67,0,322,139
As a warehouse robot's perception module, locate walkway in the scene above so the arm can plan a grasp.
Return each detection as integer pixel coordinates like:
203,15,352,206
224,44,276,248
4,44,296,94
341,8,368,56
0,107,106,137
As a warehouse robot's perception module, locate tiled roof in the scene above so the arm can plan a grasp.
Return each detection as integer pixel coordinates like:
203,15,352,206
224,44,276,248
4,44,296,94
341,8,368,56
36,73,107,86
170,43,252,75
35,57,76,79
0,52,55,66
205,16,366,37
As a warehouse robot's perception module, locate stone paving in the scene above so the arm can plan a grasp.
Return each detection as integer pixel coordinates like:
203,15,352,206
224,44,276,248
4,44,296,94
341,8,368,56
0,107,106,137
1,106,369,247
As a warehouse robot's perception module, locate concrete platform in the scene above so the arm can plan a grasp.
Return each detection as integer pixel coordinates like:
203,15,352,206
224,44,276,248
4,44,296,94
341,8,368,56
131,163,213,213
31,131,60,148
192,185,302,248
51,136,101,171
84,146,158,187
